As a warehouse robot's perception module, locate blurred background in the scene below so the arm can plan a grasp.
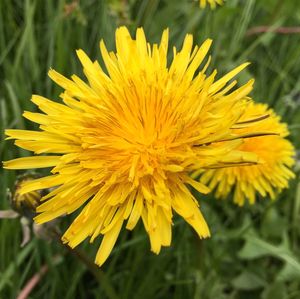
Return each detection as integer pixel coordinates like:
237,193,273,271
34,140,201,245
1,0,300,298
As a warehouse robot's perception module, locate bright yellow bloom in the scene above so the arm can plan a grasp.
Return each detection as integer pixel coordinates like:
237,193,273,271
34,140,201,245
200,103,295,206
199,0,224,9
4,27,257,266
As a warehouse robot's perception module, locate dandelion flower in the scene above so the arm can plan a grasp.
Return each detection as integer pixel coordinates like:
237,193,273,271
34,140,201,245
4,27,258,266
199,0,224,9
11,174,43,215
200,102,295,206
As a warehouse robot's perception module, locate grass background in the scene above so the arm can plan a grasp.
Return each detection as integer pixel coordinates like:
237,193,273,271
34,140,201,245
1,0,300,298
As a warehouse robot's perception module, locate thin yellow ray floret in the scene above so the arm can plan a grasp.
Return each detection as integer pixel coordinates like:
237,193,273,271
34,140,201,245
3,156,61,169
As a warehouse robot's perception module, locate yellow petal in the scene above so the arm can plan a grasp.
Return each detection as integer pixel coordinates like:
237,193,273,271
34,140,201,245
3,156,61,169
172,189,210,238
209,63,250,94
126,192,143,230
95,218,123,266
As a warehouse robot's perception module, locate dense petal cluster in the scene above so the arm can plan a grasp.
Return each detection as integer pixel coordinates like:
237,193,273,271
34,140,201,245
4,27,259,266
200,102,295,206
199,0,224,9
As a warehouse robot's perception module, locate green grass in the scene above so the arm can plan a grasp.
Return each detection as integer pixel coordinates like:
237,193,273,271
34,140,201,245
1,0,300,298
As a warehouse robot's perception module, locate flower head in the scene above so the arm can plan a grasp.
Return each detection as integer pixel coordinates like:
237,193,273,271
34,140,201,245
11,174,43,216
4,27,257,266
199,0,224,9
200,102,295,206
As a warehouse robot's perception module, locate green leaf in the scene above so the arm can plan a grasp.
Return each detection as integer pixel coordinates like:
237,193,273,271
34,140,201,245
262,281,287,299
231,271,266,290
239,234,300,276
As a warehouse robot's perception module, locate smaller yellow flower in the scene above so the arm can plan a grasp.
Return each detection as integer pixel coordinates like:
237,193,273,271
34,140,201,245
12,174,42,215
199,0,224,9
200,102,295,206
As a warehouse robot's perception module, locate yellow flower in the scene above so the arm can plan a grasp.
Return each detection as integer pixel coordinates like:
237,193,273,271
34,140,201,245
11,174,42,215
199,0,224,9
200,102,295,206
4,27,257,266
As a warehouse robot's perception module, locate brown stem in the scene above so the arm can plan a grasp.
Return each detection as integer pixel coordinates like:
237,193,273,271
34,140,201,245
17,256,62,299
18,228,119,299
246,26,300,36
17,265,48,299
